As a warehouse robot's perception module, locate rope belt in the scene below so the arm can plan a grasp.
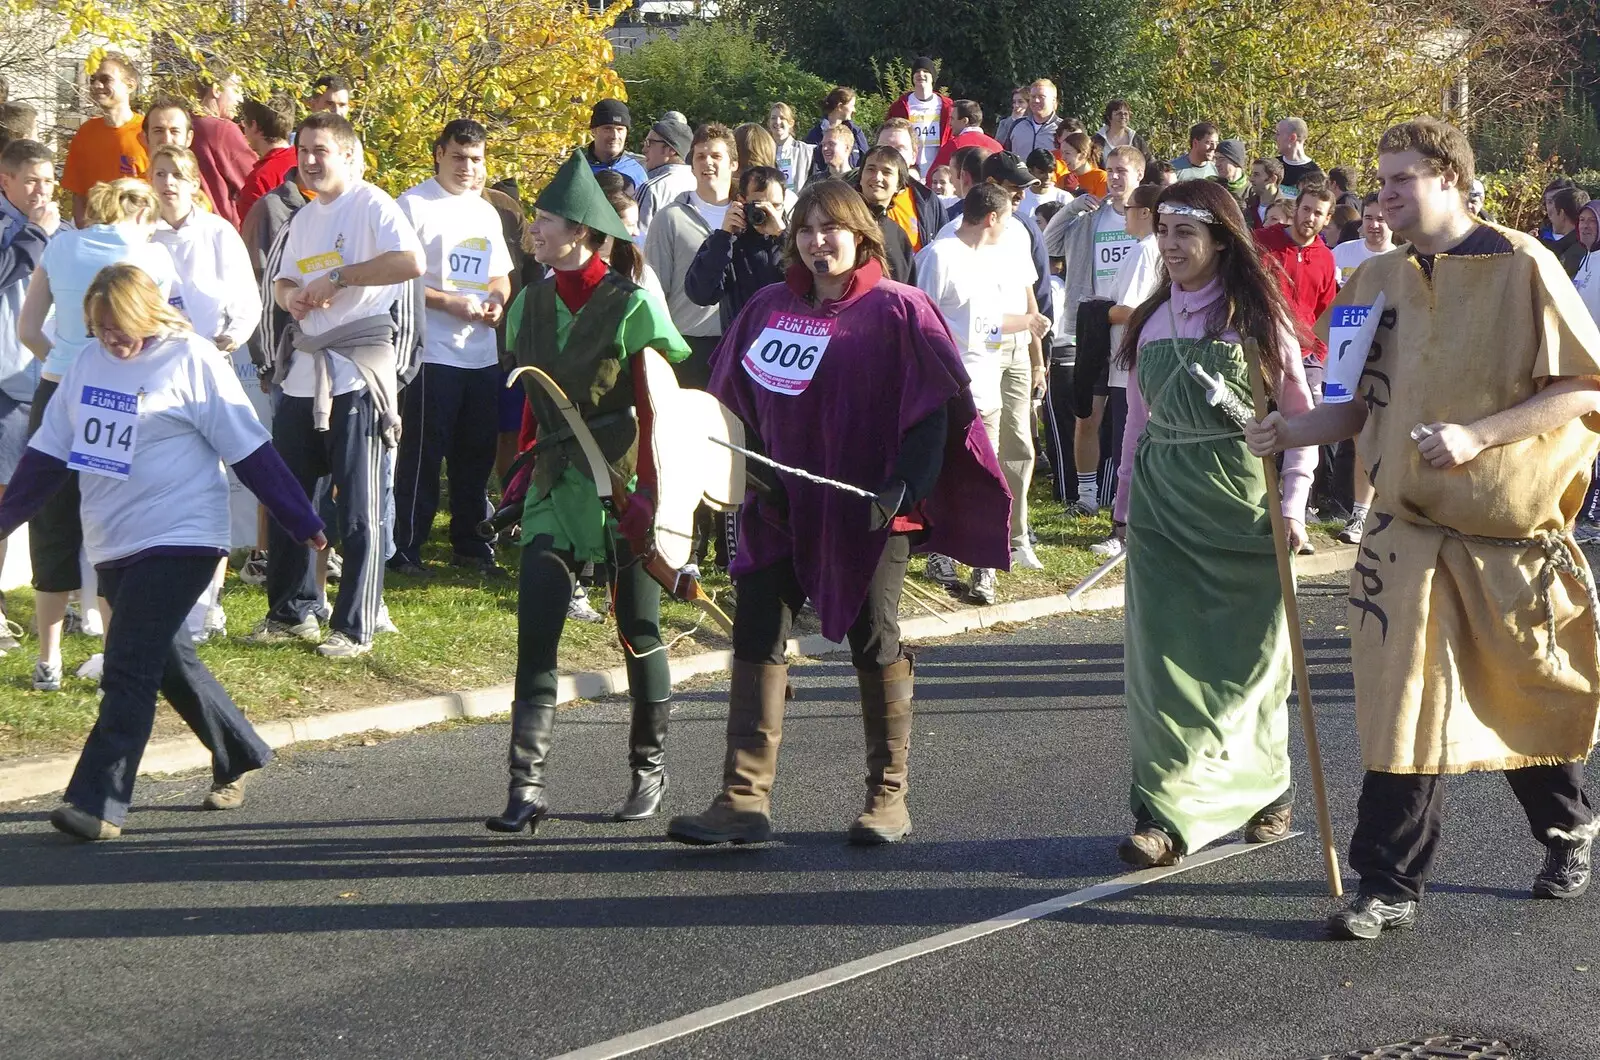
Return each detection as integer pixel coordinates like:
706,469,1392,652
1429,523,1600,669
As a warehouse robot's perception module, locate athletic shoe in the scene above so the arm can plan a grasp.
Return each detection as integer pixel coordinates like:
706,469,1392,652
325,550,343,584
1090,536,1125,558
75,653,104,681
568,588,606,624
203,774,252,810
1574,521,1600,546
62,603,84,636
924,553,960,587
1297,539,1317,556
239,550,269,585
244,616,322,645
450,553,505,577
1337,513,1367,545
1068,500,1099,518
81,606,104,638
375,601,399,635
968,568,997,605
386,559,426,576
49,804,120,841
0,616,23,654
1011,544,1045,571
1533,835,1592,899
316,631,371,659
204,606,227,637
678,562,702,583
313,599,333,624
32,659,62,692
1326,895,1418,940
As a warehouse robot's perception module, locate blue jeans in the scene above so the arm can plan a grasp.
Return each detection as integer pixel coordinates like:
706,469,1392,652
65,555,272,825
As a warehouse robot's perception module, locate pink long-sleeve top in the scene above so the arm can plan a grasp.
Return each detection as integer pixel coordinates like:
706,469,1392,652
1113,276,1315,525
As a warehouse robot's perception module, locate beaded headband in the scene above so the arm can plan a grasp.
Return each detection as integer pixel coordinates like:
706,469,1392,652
1158,203,1217,223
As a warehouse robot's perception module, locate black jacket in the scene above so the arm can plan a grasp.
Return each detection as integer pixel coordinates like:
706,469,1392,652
1554,230,1588,278
683,228,787,331
873,212,917,285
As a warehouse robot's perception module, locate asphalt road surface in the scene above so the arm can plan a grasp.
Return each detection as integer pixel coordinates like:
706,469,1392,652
3,573,1597,1060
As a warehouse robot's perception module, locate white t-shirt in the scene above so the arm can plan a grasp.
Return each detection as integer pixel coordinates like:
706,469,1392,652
398,178,513,370
934,213,1032,266
914,233,1037,413
905,94,943,173
1022,185,1069,223
29,331,272,566
1576,252,1600,326
1092,207,1138,296
1332,239,1385,287
1108,234,1162,388
690,192,730,232
155,209,261,351
274,180,424,397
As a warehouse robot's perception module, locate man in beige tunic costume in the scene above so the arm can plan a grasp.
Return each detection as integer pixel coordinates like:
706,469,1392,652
1250,118,1600,941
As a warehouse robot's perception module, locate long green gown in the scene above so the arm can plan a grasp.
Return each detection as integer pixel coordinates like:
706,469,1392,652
1123,333,1292,854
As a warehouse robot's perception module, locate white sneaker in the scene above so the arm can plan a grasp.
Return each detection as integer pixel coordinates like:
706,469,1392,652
968,568,997,605
1069,500,1100,518
75,653,104,681
1090,536,1125,558
375,601,399,635
0,616,23,654
81,607,104,638
32,659,62,691
1011,544,1045,570
239,550,269,585
567,588,606,624
316,631,371,658
924,553,960,587
205,606,227,635
678,563,702,583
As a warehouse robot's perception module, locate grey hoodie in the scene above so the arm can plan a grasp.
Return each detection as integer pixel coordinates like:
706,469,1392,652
643,190,722,339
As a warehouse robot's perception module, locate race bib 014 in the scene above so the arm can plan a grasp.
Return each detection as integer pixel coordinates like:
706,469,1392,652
742,313,833,395
68,385,140,480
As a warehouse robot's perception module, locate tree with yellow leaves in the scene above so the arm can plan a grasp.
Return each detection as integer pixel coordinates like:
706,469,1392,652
3,0,627,198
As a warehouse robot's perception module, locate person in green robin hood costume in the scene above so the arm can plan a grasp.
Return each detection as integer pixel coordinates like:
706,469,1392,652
485,152,692,835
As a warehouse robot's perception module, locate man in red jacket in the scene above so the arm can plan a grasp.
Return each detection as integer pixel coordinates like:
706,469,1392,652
887,56,953,178
189,67,258,228
236,96,298,225
927,100,1004,178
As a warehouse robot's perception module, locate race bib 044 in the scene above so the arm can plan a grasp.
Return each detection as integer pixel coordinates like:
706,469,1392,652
742,313,833,395
68,385,140,480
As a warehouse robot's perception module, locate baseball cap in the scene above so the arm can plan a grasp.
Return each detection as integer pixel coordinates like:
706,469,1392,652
982,151,1038,188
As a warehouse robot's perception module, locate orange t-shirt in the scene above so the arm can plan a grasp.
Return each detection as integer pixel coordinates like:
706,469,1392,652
61,115,148,196
889,187,923,252
1057,165,1108,199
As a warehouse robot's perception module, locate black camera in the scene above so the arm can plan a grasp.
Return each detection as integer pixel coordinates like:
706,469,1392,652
747,202,771,227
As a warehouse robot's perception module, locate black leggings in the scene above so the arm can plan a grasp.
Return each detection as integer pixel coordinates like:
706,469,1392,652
515,534,670,704
732,534,909,671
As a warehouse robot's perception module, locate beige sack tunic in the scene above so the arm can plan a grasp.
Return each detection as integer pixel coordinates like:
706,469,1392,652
1325,226,1600,774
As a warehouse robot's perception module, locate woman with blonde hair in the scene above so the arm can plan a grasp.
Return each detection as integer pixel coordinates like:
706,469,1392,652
150,144,265,640
17,177,177,692
765,102,814,192
0,263,324,839
667,179,1011,848
733,122,777,173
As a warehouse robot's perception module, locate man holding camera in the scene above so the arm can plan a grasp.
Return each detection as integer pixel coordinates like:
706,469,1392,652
683,165,788,329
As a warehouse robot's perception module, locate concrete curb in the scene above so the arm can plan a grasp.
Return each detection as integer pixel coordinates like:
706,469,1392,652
0,546,1357,804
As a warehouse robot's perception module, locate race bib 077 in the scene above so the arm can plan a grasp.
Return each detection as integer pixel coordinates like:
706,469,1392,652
742,313,833,395
68,385,140,480
446,237,492,292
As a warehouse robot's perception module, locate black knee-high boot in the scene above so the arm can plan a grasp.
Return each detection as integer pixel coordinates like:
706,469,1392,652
615,648,673,821
487,693,556,833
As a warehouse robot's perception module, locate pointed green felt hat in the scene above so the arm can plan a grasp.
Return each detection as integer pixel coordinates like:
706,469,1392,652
535,151,633,243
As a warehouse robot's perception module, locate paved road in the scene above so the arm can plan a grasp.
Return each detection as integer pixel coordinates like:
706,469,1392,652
3,575,1596,1060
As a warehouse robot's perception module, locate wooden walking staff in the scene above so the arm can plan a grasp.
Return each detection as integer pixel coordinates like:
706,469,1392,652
1243,339,1344,898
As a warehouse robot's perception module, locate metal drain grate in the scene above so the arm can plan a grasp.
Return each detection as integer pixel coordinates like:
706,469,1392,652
1310,1037,1514,1060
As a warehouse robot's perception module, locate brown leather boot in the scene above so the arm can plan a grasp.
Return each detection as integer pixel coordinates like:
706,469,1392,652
849,657,914,845
667,660,787,845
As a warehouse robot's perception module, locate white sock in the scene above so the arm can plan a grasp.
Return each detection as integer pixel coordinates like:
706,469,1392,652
1351,503,1370,521
1076,474,1099,509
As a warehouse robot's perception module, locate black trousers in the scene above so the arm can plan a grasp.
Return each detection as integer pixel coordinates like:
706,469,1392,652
392,362,499,565
515,534,670,705
733,534,909,670
24,378,84,593
1096,385,1128,514
1041,362,1078,504
65,556,272,825
1349,764,1595,902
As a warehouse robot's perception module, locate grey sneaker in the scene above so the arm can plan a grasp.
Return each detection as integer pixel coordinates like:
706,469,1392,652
1090,536,1125,558
1574,521,1600,546
244,616,322,644
203,773,252,810
32,659,62,691
0,616,22,654
567,588,606,624
924,553,960,587
1068,500,1100,518
316,631,371,658
1533,835,1592,899
62,603,85,636
325,549,343,584
375,601,399,635
1337,513,1367,545
1327,894,1418,940
968,567,997,605
239,549,269,585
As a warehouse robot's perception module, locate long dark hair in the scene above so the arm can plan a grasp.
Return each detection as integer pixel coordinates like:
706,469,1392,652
1115,179,1294,392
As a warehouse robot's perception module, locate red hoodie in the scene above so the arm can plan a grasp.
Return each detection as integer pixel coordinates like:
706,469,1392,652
1254,223,1338,362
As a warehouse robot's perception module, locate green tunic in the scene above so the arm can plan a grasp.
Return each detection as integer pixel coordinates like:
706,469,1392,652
505,273,690,564
1123,334,1292,853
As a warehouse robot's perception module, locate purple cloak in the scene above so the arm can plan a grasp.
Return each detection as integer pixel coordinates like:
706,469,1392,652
709,260,1012,642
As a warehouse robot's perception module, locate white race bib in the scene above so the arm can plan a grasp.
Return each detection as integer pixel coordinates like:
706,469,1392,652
1324,291,1387,404
68,385,140,480
446,238,492,293
742,313,833,395
969,313,1004,353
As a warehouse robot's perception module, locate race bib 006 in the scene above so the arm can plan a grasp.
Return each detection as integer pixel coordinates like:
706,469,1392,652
742,313,833,395
68,385,140,480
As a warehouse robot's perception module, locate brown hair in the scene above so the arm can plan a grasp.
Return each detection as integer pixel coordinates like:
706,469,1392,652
1378,117,1475,195
784,178,887,275
1116,179,1296,388
92,52,140,91
1060,131,1101,168
821,86,856,116
84,262,191,340
1252,157,1284,182
1295,178,1337,208
692,121,737,162
733,122,776,171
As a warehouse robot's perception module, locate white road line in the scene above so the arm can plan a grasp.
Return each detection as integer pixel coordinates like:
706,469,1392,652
547,834,1301,1059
